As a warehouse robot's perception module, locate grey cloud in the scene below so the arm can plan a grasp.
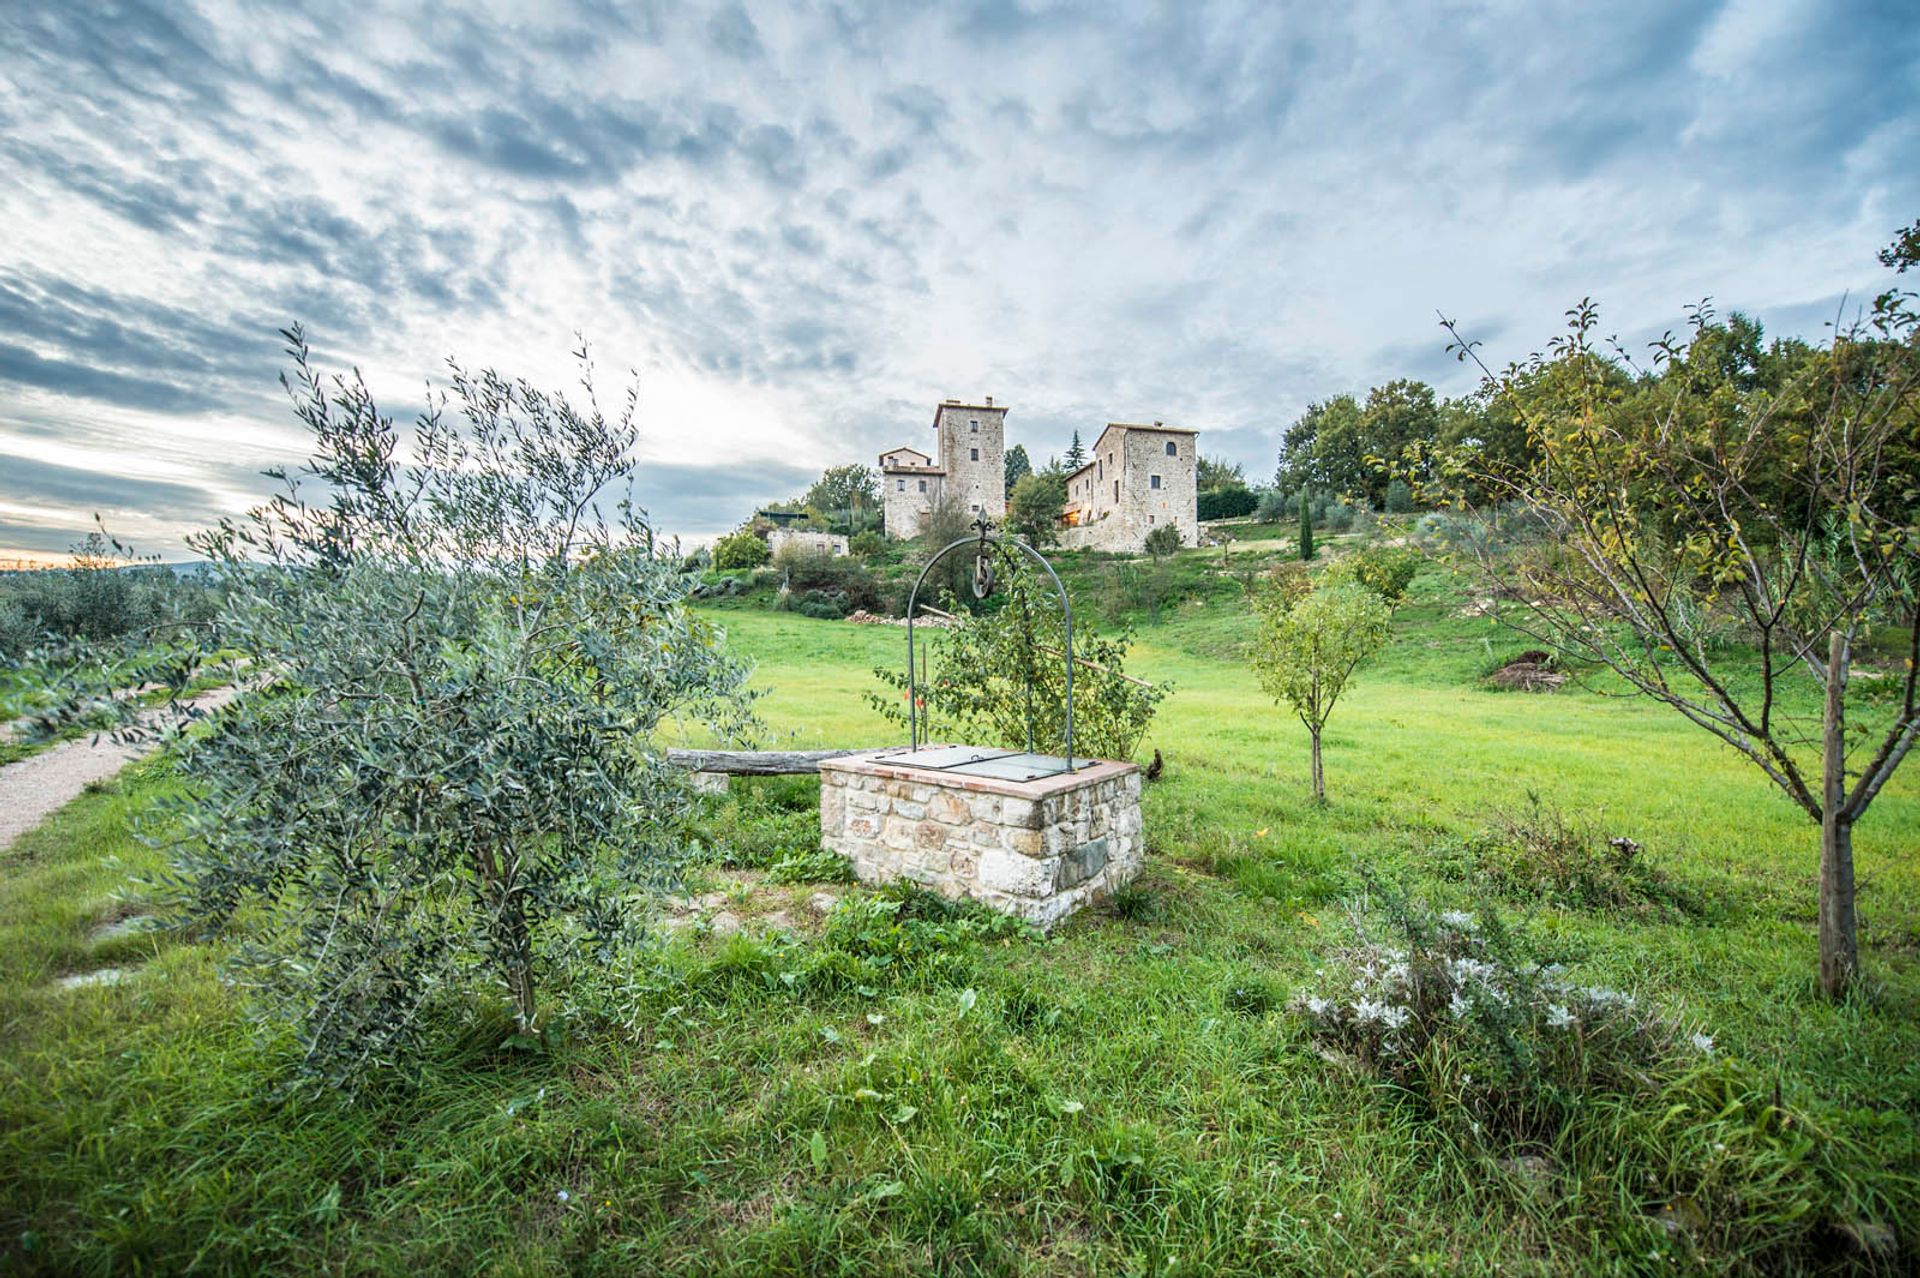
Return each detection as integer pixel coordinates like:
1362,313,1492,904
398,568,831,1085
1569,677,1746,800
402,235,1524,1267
0,453,216,518
629,459,819,535
706,4,764,60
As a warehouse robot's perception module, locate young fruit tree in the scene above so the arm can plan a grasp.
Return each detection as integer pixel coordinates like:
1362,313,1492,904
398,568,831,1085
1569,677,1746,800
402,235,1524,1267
1434,224,1920,998
1251,581,1391,799
140,328,754,1085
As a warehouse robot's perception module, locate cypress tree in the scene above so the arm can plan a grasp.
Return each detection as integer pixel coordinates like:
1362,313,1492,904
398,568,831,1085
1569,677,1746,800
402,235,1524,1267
1298,491,1315,561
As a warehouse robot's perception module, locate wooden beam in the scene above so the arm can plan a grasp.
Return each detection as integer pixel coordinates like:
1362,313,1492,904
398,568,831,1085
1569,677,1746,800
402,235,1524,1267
666,748,871,775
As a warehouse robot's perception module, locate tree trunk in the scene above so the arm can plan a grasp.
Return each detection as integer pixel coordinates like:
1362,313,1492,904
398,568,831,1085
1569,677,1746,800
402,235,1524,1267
475,841,538,1030
1819,632,1858,999
1310,727,1325,801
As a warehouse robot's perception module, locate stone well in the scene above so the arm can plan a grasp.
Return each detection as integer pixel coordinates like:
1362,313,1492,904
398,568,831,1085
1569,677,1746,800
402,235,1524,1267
817,747,1142,928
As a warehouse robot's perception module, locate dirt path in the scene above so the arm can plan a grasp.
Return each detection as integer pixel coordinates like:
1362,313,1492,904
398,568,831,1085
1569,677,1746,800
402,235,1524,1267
0,688,236,852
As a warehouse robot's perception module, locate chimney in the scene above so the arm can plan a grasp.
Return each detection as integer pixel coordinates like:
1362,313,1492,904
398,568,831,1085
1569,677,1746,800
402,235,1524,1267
985,395,993,407
1154,420,1163,427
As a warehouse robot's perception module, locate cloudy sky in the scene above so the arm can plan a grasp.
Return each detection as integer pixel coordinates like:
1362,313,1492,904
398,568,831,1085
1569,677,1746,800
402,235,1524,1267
1,0,1915,560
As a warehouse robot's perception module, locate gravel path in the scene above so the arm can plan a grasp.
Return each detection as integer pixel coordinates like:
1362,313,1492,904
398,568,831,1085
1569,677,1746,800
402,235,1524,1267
0,688,236,852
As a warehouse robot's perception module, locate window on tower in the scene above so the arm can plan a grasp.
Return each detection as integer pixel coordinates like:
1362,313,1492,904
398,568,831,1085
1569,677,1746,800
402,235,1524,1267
1150,474,1162,490
970,448,979,461
970,419,979,432
896,478,905,491
1164,440,1176,456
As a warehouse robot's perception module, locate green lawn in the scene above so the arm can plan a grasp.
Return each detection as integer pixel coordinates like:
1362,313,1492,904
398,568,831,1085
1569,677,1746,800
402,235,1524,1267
2,560,1915,1275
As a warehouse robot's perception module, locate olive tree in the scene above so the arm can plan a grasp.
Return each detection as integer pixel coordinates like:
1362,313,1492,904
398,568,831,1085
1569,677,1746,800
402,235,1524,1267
1251,582,1391,799
1432,224,1919,997
148,328,754,1085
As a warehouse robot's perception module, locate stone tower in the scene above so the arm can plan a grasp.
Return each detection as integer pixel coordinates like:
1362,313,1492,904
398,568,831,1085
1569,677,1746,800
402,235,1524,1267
880,397,1008,537
934,399,1006,523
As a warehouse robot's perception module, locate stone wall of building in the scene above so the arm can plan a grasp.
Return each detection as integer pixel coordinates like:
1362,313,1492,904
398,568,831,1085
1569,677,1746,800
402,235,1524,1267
1055,424,1198,552
768,528,850,557
1123,427,1199,548
882,468,943,539
818,751,1143,929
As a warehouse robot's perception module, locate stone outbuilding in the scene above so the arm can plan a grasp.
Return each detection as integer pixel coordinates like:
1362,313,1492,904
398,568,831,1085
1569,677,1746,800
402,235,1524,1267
767,527,849,558
1058,422,1200,552
881,399,1007,539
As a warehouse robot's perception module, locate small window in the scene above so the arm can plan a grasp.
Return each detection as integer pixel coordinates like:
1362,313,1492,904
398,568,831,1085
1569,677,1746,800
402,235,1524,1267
896,478,905,491
970,448,979,461
970,419,979,432
970,503,980,513
918,479,927,493
1164,440,1176,456
1150,474,1162,490
1113,480,1119,502
1148,515,1156,524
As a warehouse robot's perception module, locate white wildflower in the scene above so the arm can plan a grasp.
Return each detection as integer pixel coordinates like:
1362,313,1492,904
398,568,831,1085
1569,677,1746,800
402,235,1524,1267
1379,1004,1411,1030
1690,1032,1715,1055
1546,1004,1576,1030
1352,998,1390,1026
1448,991,1472,1020
1440,910,1476,931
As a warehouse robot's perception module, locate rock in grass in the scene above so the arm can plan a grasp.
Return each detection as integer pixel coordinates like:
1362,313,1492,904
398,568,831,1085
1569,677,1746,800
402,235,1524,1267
56,968,126,990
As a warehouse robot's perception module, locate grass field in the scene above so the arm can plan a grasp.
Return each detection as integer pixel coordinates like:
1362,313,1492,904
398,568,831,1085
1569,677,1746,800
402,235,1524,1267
2,552,1916,1275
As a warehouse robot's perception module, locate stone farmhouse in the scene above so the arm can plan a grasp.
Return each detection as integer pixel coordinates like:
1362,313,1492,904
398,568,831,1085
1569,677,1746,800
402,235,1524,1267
880,399,1198,553
1058,422,1200,551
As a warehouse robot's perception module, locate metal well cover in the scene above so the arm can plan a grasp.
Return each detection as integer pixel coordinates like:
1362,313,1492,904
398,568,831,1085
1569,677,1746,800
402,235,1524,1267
885,746,1081,783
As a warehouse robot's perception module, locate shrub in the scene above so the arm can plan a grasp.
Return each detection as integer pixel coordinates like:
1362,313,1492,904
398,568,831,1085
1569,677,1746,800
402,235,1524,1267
1384,478,1414,513
849,530,887,558
713,529,771,570
1293,888,1698,1143
789,588,850,619
773,545,884,613
1142,523,1182,559
1253,489,1290,524
1008,470,1068,546
147,328,755,1089
1196,486,1257,521
1328,545,1420,604
1294,886,1899,1270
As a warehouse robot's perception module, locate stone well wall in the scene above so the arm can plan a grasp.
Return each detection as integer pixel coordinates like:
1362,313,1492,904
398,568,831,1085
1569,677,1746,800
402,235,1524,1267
818,749,1142,929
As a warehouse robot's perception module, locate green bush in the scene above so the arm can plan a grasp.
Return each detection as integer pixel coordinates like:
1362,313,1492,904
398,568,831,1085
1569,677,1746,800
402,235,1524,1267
1295,885,1897,1271
1328,544,1421,604
1196,486,1257,520
1142,523,1183,559
1293,889,1699,1143
773,546,885,614
849,530,887,558
788,588,850,619
1252,489,1290,523
1385,478,1414,513
714,529,772,570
